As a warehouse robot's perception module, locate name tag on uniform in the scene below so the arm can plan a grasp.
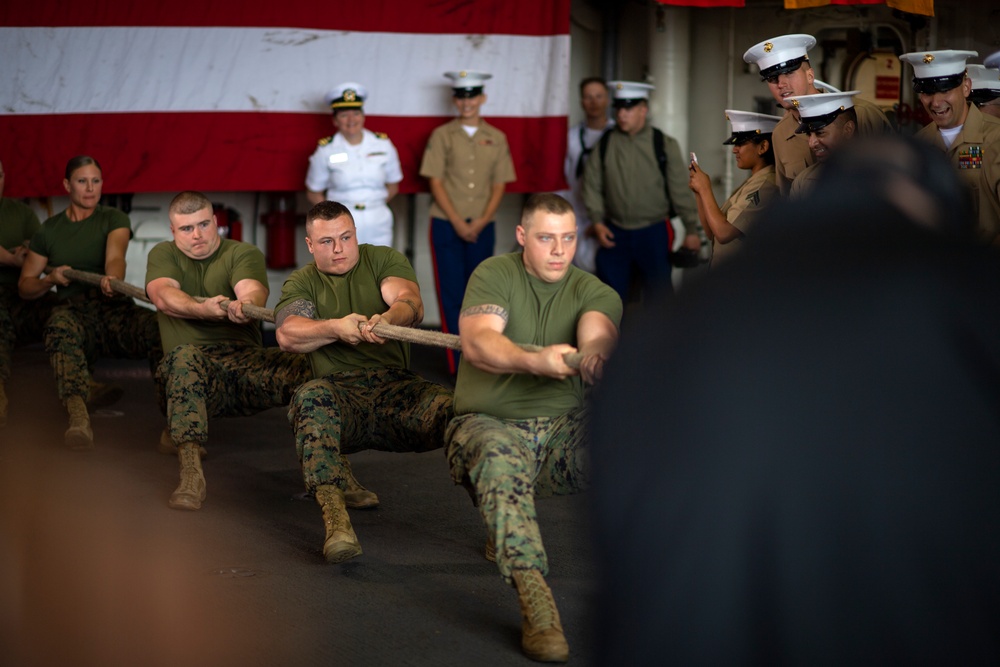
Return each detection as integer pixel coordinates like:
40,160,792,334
958,145,983,170
478,139,495,146
329,153,349,165
367,151,386,157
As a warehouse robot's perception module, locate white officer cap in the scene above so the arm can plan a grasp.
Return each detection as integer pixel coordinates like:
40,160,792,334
743,34,816,80
787,91,860,134
722,110,782,145
444,70,492,98
326,82,367,111
968,65,1000,93
899,50,978,94
608,81,655,109
984,51,1000,70
968,64,1000,106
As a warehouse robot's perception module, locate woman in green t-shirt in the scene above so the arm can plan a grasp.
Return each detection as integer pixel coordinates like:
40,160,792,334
19,156,161,450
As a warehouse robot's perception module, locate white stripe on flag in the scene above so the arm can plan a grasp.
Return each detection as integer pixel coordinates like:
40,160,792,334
2,27,569,117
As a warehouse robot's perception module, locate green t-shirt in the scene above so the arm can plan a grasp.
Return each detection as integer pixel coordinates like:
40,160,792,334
29,205,132,300
275,244,417,378
454,252,623,419
145,238,267,353
0,198,41,287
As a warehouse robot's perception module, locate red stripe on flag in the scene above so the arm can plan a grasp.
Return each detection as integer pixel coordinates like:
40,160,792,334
1,114,567,198
654,1,745,6
0,0,570,35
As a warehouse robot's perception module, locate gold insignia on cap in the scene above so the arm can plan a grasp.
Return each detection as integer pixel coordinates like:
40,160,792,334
923,54,934,64
460,71,467,78
764,42,773,53
754,129,761,134
344,89,356,102
725,113,731,120
616,83,624,90
839,105,845,110
791,99,800,108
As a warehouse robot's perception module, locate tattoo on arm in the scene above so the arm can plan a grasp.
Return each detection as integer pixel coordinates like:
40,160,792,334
274,299,316,328
460,304,509,323
395,297,420,321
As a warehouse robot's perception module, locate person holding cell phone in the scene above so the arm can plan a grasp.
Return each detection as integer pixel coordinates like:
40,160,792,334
688,110,781,267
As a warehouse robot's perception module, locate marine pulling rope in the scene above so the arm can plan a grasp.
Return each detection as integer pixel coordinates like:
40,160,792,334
58,268,583,368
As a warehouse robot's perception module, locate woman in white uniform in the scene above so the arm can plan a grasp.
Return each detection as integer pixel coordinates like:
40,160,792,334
305,82,403,247
688,110,781,267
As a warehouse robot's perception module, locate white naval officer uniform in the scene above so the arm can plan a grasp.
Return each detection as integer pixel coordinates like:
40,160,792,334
306,128,403,247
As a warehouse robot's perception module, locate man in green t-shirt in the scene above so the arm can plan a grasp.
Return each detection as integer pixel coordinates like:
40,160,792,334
274,200,453,564
0,158,43,425
146,191,376,512
445,193,622,663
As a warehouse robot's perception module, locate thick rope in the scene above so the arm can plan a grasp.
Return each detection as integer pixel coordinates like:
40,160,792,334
58,268,582,368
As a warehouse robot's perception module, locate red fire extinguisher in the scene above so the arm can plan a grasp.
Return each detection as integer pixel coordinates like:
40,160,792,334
261,192,298,269
213,204,243,241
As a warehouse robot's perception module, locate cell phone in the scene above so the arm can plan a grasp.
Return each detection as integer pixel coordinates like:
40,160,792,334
690,151,699,166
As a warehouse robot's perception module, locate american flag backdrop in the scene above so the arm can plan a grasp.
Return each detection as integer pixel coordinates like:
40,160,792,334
1,1,571,197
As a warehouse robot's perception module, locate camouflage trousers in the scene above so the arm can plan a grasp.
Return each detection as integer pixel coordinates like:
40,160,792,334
43,290,162,403
0,287,59,383
288,367,453,492
445,408,589,584
156,343,311,446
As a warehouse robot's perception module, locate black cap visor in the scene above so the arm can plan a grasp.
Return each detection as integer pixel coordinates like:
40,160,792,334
612,98,645,109
452,86,484,99
723,130,769,145
912,73,965,95
794,108,845,134
970,89,1000,106
759,56,808,82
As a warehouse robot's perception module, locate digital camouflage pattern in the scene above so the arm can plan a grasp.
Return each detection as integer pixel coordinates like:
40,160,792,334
157,343,311,445
445,408,589,584
289,367,453,492
0,287,58,382
44,289,162,402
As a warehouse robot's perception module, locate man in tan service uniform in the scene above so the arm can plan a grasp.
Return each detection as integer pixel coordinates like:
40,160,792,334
744,34,892,195
419,70,517,374
900,49,1000,245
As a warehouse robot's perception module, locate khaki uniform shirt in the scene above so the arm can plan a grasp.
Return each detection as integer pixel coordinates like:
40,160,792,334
774,96,892,195
419,119,516,221
581,123,699,233
788,161,823,200
916,104,1000,244
712,165,777,268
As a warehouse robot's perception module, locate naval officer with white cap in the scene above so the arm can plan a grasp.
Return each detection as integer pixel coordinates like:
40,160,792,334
785,91,860,198
581,80,701,302
900,49,1000,245
306,82,403,247
968,62,1000,120
689,110,781,267
419,70,516,374
744,34,891,195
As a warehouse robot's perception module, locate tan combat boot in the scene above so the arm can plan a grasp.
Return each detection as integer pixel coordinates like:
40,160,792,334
0,382,7,427
64,395,94,450
512,569,570,663
314,485,362,564
168,442,207,510
87,379,123,410
157,428,207,457
340,455,379,509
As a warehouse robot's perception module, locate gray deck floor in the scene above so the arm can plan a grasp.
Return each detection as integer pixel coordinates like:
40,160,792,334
0,345,597,667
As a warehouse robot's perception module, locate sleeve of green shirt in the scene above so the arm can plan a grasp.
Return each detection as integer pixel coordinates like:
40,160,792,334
275,266,313,316
229,242,268,288
663,134,701,234
144,241,181,287
581,138,607,224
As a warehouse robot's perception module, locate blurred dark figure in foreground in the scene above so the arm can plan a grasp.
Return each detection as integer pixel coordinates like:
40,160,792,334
591,135,1000,665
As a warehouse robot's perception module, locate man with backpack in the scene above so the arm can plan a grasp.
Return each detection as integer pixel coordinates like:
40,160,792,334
581,80,702,301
